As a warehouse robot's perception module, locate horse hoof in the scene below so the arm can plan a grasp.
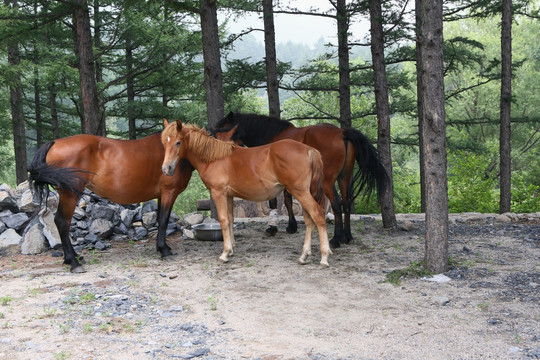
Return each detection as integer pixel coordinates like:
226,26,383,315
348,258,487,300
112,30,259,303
319,261,330,268
265,226,278,236
71,265,87,273
286,224,297,234
218,255,229,263
329,238,341,249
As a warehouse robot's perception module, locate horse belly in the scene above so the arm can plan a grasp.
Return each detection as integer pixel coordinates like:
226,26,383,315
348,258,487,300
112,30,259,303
228,181,284,203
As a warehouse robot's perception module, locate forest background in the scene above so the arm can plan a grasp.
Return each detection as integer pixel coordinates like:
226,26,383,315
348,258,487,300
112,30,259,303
0,0,539,217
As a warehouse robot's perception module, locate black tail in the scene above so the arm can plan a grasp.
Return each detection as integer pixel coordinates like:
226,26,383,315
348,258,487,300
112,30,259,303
27,141,90,205
343,128,389,202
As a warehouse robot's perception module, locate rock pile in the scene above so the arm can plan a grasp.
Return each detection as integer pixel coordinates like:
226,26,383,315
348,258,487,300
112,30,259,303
0,181,183,256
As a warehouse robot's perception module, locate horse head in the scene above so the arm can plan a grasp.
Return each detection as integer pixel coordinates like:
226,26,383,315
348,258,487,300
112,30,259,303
161,119,185,176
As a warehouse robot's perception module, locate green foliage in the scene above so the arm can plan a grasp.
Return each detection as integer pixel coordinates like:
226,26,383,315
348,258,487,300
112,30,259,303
448,150,498,213
385,261,432,286
172,172,210,216
511,173,540,213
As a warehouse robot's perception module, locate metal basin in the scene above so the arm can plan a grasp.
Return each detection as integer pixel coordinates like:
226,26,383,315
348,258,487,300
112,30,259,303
192,223,223,241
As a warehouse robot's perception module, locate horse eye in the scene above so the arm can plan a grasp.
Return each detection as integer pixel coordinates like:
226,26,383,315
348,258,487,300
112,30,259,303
176,140,181,147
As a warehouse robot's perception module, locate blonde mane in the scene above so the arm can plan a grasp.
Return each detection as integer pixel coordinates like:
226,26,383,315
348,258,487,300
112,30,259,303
163,122,235,162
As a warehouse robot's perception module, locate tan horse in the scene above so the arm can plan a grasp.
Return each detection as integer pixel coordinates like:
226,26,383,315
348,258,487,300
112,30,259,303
161,119,332,266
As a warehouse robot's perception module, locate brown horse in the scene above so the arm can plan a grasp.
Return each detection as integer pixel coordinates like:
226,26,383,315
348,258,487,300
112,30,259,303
161,119,331,266
211,112,388,248
28,133,193,272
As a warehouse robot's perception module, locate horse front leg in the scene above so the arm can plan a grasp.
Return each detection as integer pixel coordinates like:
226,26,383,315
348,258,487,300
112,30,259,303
56,192,85,273
213,193,233,263
156,196,175,259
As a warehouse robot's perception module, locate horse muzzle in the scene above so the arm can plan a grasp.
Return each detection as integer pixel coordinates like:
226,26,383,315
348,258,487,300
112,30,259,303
162,162,177,176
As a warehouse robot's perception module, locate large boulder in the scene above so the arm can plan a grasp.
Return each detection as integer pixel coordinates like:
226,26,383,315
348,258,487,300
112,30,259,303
89,219,114,238
0,188,18,213
0,228,21,248
0,210,29,231
21,222,48,255
39,209,61,249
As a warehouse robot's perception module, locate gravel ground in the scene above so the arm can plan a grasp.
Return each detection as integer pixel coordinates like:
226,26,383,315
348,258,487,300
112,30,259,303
0,213,538,360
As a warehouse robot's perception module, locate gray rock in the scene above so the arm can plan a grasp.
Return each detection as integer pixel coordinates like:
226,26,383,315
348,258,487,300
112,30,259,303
89,219,114,238
183,228,195,239
120,208,137,226
0,221,5,234
83,233,100,245
0,210,29,230
18,189,39,213
0,190,18,212
142,211,158,228
142,200,158,213
114,222,129,235
39,209,61,249
94,240,110,250
15,180,30,195
0,228,22,247
132,227,148,240
91,204,116,221
72,206,86,220
183,213,204,226
21,223,48,255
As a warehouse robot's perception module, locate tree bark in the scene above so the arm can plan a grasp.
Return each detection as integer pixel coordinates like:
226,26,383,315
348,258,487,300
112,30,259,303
93,0,106,136
73,0,101,135
420,0,448,273
6,0,27,184
33,0,43,147
200,0,224,128
336,0,351,128
416,0,427,213
126,33,137,139
499,0,512,214
262,0,280,119
49,84,59,139
370,0,397,229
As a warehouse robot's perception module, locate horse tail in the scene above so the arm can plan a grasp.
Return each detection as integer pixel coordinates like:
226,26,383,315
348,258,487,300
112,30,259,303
343,128,389,202
28,141,89,205
308,148,325,206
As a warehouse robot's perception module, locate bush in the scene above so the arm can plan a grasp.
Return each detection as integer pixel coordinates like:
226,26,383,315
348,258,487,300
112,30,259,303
448,151,498,213
511,173,540,213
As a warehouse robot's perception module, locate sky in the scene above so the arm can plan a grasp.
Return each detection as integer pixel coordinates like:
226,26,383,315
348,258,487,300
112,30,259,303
221,1,370,48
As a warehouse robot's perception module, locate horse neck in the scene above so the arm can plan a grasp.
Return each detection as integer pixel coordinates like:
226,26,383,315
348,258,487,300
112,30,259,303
240,117,294,146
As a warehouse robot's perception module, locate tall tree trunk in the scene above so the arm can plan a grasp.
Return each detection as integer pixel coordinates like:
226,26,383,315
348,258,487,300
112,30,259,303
370,0,397,229
126,34,137,140
93,0,106,136
336,0,351,128
49,84,59,139
73,0,101,135
6,0,27,184
33,0,42,148
199,0,224,128
262,0,280,119
416,0,427,213
33,59,43,148
500,0,512,213
420,0,448,273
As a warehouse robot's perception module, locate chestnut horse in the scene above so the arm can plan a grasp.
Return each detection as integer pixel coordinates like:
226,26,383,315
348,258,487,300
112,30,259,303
211,112,388,248
161,119,331,266
28,133,193,272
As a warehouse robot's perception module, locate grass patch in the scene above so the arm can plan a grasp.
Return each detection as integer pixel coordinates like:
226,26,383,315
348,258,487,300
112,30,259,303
384,261,433,286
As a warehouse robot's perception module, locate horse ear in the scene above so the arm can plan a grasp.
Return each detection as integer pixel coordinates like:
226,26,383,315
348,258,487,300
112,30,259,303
226,111,234,120
163,118,169,128
175,120,183,132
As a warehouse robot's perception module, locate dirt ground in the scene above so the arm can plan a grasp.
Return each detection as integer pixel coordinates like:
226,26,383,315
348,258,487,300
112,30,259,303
0,213,539,360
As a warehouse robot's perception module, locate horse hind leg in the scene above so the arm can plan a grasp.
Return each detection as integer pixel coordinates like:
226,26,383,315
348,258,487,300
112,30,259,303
298,209,313,265
296,193,331,267
56,191,86,273
265,197,278,236
327,185,347,249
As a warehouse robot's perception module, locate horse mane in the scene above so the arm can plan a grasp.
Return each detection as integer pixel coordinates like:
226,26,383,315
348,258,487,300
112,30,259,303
214,112,293,146
163,122,235,163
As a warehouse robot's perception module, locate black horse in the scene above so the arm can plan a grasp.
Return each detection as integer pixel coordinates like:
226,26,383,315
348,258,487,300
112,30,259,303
211,112,388,248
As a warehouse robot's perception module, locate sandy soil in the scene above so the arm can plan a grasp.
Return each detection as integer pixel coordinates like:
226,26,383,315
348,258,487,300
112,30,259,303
0,214,538,360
